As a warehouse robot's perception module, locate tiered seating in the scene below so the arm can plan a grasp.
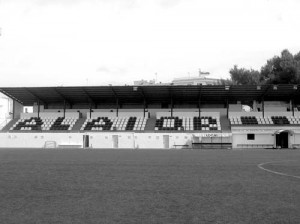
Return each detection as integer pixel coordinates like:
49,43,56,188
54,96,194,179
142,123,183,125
10,117,78,131
241,116,258,125
81,117,147,131
182,117,192,131
82,117,113,131
155,117,183,131
129,117,147,131
11,117,43,131
154,116,221,131
230,115,300,125
49,117,77,130
193,116,220,131
271,116,289,125
287,116,300,124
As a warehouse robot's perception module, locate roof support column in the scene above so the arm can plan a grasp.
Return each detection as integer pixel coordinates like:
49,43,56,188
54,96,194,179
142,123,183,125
37,100,40,118
198,99,201,118
197,84,202,118
116,98,119,117
63,100,66,118
291,99,294,116
226,98,229,119
89,103,93,119
170,98,173,117
262,98,265,118
143,99,147,118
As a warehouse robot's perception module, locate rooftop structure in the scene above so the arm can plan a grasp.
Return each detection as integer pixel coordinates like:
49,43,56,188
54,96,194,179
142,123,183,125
172,69,219,85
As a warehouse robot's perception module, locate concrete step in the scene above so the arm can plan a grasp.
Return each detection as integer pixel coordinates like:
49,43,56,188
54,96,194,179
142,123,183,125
72,118,86,131
144,117,157,131
220,115,231,131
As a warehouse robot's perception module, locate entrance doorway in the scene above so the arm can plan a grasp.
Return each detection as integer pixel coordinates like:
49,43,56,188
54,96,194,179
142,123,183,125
276,131,289,148
163,135,169,149
83,135,89,148
112,135,119,149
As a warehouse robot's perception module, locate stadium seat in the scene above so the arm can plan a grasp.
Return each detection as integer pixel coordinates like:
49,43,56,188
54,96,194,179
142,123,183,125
11,117,78,131
154,116,221,131
81,117,148,131
229,115,297,126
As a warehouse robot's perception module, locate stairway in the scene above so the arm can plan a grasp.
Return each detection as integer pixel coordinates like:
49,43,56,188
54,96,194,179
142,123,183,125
71,118,86,131
144,117,156,131
220,115,231,131
1,119,18,132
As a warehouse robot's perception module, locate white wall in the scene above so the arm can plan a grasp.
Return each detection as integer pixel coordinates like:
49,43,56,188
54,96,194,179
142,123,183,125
88,111,145,119
232,133,274,148
89,112,116,118
229,104,242,111
20,113,38,119
229,111,296,118
157,111,220,118
1,132,229,149
20,112,80,119
147,109,170,118
201,108,227,116
0,133,83,148
264,112,293,117
229,112,263,117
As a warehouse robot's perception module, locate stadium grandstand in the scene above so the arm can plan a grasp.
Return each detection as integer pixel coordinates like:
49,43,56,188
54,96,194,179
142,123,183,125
0,84,300,149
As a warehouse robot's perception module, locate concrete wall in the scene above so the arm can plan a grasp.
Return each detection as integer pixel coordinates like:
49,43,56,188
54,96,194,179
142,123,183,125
13,101,23,119
229,112,263,117
231,125,300,148
156,111,221,118
232,133,274,148
229,104,242,112
0,132,231,149
20,112,80,119
228,111,296,118
0,133,83,148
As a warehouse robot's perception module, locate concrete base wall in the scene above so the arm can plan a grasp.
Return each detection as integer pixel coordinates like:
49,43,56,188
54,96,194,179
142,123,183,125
0,132,231,149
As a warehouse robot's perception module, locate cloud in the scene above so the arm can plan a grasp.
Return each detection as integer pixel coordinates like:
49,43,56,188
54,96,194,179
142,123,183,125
156,0,185,9
32,0,139,9
96,66,127,74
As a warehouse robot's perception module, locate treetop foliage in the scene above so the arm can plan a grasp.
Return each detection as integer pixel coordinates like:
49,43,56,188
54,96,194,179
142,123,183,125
226,49,300,85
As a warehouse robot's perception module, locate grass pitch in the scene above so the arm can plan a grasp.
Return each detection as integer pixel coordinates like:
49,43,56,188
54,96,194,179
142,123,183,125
0,149,299,224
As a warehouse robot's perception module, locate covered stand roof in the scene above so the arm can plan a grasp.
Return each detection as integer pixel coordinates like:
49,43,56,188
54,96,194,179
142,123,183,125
0,84,299,106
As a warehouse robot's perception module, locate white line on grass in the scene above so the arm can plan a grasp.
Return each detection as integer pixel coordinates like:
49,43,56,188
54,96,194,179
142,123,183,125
257,160,300,179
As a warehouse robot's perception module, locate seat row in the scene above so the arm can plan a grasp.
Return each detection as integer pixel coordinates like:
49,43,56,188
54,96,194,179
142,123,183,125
154,116,221,131
230,116,300,126
10,117,78,131
81,117,148,131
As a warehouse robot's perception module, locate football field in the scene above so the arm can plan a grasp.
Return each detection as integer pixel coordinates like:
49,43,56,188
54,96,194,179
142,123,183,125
0,149,299,224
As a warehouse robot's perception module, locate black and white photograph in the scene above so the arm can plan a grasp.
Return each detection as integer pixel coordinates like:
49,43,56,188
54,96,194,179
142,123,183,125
0,0,299,223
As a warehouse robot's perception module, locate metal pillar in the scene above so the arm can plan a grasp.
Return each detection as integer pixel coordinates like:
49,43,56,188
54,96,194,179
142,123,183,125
37,100,40,118
262,98,265,118
63,100,66,118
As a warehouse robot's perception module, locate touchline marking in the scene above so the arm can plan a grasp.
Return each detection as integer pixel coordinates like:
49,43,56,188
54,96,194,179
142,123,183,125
257,160,300,179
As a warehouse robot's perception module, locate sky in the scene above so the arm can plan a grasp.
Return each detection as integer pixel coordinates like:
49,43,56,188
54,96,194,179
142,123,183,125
0,0,300,87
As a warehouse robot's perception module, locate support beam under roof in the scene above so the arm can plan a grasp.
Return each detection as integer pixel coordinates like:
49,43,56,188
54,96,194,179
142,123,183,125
24,88,46,105
82,87,96,106
53,88,72,106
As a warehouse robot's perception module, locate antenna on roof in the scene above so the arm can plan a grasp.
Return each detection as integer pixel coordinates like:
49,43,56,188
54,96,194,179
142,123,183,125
199,68,210,77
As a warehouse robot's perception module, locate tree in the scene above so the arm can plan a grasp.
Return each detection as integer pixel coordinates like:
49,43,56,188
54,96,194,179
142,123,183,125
217,78,234,85
228,49,300,85
229,65,260,85
260,49,300,84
